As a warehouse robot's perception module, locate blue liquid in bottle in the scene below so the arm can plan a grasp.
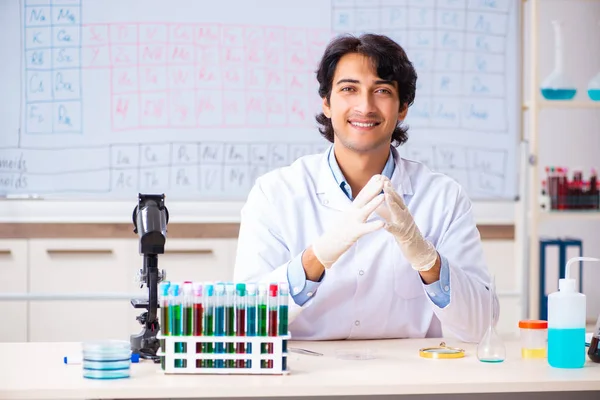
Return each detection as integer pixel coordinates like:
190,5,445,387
548,328,586,368
588,89,600,101
541,88,577,100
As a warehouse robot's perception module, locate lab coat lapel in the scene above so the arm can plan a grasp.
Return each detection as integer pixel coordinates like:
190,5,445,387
390,146,413,197
315,147,352,211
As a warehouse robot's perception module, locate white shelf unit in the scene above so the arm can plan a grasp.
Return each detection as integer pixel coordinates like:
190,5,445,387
524,0,600,319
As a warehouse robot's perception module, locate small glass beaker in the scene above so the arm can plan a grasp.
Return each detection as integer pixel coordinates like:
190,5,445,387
519,320,548,359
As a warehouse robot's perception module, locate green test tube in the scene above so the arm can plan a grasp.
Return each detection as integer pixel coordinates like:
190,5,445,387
214,283,226,368
169,283,183,368
159,281,171,370
246,283,257,368
257,283,268,368
203,283,214,368
278,282,289,371
225,283,236,368
182,281,194,367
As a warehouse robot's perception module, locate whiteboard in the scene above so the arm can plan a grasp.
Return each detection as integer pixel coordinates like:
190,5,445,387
0,0,520,200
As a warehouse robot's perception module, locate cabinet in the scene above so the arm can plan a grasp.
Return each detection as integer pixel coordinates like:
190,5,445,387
0,240,28,342
28,239,135,342
23,238,237,342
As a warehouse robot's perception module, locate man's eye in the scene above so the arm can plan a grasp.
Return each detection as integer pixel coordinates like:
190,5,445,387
341,87,355,92
377,88,392,94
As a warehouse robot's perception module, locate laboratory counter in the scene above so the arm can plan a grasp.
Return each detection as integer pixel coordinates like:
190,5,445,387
0,339,598,400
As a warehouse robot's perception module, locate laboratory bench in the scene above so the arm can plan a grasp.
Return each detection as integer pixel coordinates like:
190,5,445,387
0,338,598,400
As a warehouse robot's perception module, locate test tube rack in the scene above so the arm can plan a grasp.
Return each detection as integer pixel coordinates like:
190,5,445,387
157,333,290,375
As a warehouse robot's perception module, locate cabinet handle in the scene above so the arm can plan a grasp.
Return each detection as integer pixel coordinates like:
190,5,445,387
46,249,114,255
0,250,12,255
166,249,214,255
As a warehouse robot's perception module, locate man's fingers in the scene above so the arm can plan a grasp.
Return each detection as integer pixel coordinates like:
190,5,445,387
383,181,406,210
356,219,385,236
359,193,385,221
353,175,385,208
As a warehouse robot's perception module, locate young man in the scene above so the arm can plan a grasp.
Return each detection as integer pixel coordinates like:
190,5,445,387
233,34,496,343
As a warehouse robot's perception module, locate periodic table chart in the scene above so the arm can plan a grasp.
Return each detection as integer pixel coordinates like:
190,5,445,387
0,0,519,200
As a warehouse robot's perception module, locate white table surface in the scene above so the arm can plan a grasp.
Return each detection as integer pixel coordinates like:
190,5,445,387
0,339,598,399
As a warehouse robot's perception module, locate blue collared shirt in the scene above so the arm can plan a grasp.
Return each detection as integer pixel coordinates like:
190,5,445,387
287,146,451,308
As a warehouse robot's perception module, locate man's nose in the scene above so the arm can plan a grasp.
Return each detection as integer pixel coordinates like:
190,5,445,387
353,92,377,115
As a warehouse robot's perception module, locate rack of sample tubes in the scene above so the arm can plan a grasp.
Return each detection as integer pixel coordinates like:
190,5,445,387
156,281,290,375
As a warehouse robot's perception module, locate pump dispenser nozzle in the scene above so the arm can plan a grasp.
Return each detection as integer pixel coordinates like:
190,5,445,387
560,257,600,292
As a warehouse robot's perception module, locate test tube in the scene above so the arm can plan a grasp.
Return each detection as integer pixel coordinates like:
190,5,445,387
278,282,289,371
214,283,226,368
258,283,268,368
267,283,279,369
159,281,171,370
182,281,194,367
225,283,236,368
193,283,203,368
202,283,214,368
246,283,257,368
169,283,183,368
235,283,246,368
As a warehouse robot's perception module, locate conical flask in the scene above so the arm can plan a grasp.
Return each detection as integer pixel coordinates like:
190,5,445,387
541,20,577,100
477,274,506,363
588,22,600,101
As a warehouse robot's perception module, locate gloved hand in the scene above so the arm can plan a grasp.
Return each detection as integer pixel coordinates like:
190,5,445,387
378,180,438,271
312,175,386,269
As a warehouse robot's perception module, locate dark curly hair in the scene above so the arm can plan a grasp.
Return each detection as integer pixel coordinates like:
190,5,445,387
315,33,417,147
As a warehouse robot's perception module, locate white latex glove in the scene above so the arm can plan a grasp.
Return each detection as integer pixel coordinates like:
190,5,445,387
378,180,438,271
312,175,386,269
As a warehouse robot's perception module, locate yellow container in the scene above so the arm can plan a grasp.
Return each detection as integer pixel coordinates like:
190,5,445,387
519,320,548,359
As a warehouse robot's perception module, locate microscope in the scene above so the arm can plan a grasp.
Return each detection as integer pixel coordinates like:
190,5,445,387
130,193,168,362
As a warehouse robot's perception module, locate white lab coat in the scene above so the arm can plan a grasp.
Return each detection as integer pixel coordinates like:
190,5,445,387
234,146,495,343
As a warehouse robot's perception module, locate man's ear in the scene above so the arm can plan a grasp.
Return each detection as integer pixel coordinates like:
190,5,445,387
322,97,331,118
398,103,408,121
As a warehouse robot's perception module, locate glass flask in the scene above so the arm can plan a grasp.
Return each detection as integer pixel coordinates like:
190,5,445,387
587,21,600,101
477,274,506,363
588,72,600,101
540,20,577,100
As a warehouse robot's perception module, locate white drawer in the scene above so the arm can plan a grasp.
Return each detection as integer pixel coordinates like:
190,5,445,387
28,239,134,342
0,240,28,342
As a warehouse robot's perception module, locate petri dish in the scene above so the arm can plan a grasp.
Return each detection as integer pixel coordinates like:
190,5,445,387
335,349,376,360
83,359,131,370
83,368,130,380
82,340,131,361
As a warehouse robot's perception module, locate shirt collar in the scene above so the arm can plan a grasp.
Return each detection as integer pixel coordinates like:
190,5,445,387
327,146,395,200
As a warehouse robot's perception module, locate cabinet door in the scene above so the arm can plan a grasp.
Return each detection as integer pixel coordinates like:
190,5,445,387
29,239,135,342
130,239,236,285
0,240,28,342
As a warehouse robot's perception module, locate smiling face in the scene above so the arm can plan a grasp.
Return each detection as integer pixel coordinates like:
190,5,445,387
322,52,407,154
